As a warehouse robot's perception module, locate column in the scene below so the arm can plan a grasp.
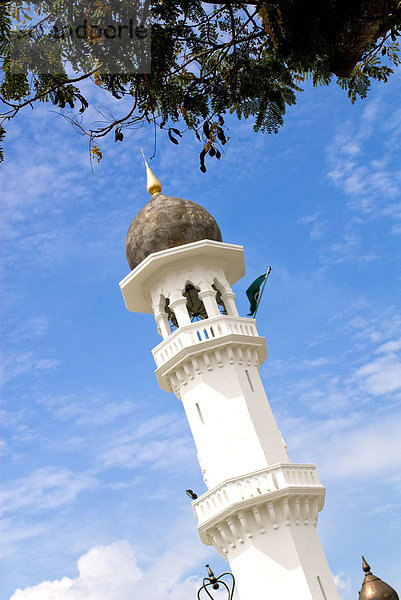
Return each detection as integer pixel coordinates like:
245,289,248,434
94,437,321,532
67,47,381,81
198,289,221,318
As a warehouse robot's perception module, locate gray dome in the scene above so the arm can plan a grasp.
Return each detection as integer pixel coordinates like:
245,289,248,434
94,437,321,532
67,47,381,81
126,192,222,270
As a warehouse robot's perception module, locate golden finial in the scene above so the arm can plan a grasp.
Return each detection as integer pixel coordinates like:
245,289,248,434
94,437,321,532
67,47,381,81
141,149,162,195
362,557,371,573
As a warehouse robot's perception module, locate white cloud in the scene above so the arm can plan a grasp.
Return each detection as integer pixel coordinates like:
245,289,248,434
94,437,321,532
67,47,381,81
0,438,8,456
327,128,399,205
270,306,401,483
276,307,401,409
0,518,47,553
361,98,381,127
0,101,147,279
98,413,194,470
10,541,141,600
355,355,401,395
6,318,48,344
323,96,401,266
10,538,210,600
326,107,401,229
298,214,325,241
355,337,401,396
1,352,60,385
324,414,401,478
284,410,401,481
376,339,401,353
301,357,330,368
327,230,378,264
1,467,96,515
333,572,352,595
49,396,136,427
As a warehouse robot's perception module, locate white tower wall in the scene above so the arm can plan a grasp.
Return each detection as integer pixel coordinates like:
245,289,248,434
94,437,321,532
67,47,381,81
230,523,340,600
120,239,340,600
179,361,289,488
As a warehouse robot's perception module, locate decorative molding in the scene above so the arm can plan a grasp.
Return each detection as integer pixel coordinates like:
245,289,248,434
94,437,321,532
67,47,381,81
153,316,267,392
192,464,325,556
163,343,262,394
198,494,323,558
153,315,263,367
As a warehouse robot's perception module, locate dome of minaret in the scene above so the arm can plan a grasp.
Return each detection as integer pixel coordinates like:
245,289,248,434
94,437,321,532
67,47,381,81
359,557,399,600
125,160,222,271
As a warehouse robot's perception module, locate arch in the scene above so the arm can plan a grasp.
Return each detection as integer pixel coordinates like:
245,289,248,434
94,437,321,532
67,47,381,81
162,296,178,331
212,279,228,315
182,282,208,322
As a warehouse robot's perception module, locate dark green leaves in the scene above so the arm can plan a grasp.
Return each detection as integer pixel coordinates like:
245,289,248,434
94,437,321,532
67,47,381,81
115,127,124,142
0,123,5,162
1,0,400,164
168,128,182,145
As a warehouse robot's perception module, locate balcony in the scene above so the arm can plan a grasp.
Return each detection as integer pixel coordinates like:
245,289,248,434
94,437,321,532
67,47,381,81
152,315,262,369
193,464,325,528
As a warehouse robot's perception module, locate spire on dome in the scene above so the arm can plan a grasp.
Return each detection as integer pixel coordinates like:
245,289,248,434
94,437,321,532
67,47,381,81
362,556,371,573
141,149,162,195
359,556,399,600
125,152,222,270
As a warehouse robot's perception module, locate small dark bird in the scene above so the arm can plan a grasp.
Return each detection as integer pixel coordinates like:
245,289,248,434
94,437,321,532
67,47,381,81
186,489,198,499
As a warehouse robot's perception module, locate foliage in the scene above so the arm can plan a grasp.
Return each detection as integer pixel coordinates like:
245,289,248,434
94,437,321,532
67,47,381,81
1,0,401,169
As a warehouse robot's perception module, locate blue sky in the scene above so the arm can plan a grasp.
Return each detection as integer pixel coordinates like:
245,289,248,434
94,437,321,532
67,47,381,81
1,67,401,600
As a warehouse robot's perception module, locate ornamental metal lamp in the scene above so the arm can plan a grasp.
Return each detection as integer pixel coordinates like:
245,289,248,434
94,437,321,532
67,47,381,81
197,564,235,600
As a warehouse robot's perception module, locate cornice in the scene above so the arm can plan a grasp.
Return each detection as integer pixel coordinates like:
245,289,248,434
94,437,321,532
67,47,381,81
192,464,326,556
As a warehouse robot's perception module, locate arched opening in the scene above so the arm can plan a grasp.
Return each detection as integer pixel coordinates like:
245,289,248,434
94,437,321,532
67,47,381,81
164,297,178,331
183,283,208,322
212,282,228,315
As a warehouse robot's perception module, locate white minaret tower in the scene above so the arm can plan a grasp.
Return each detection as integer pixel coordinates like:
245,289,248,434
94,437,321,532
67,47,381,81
120,163,340,600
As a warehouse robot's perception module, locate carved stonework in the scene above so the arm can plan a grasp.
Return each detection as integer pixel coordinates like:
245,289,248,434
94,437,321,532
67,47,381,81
201,494,322,558
153,315,267,392
193,464,325,557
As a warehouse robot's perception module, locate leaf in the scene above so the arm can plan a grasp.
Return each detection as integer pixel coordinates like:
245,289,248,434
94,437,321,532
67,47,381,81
217,127,226,144
91,144,103,162
75,93,88,114
200,148,207,172
55,89,66,109
114,128,124,142
168,129,179,144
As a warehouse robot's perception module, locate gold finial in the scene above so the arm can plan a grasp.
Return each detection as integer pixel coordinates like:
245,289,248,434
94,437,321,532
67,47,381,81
141,149,162,195
362,557,371,573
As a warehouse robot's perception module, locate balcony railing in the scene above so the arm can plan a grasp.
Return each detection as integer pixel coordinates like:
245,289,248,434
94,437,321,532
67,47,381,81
153,315,259,368
193,464,324,526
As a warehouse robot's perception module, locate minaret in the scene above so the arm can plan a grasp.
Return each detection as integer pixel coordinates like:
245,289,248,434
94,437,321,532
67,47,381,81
120,164,340,600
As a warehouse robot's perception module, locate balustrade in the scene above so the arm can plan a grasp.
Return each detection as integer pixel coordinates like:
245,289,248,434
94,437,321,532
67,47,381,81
153,315,259,368
193,464,323,525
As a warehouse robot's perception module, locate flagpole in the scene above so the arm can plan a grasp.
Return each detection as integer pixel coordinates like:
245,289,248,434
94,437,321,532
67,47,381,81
253,266,271,319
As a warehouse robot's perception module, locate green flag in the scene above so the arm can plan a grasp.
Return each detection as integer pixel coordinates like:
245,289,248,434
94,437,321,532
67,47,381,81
246,274,267,316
